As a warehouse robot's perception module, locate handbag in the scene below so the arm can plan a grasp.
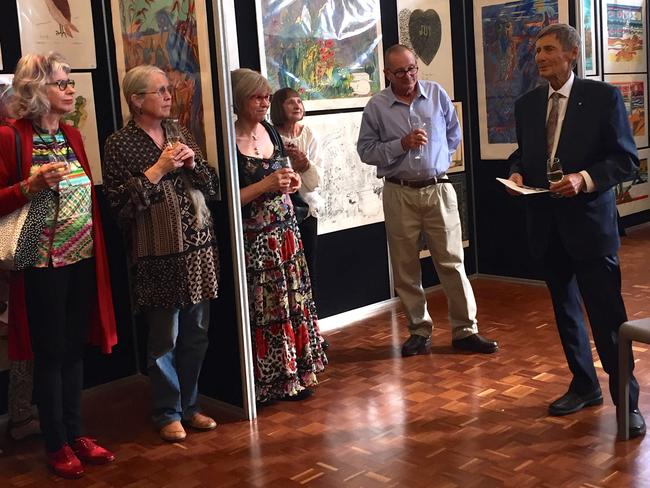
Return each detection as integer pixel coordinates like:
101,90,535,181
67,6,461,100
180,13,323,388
0,125,42,271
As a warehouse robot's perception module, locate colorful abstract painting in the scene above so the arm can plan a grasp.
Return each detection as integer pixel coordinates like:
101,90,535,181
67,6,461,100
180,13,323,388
473,0,568,159
256,0,384,111
581,0,597,75
397,0,454,98
110,0,218,165
603,0,647,73
605,74,649,148
616,148,650,216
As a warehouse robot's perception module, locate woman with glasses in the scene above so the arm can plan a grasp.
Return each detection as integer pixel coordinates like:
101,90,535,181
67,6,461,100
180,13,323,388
103,65,220,442
0,52,117,478
231,68,327,405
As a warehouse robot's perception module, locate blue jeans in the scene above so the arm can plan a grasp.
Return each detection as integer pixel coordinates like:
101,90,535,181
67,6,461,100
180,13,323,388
143,301,210,427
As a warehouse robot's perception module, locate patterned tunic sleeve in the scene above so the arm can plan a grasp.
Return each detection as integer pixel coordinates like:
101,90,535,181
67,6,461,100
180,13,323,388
103,124,166,228
179,125,220,200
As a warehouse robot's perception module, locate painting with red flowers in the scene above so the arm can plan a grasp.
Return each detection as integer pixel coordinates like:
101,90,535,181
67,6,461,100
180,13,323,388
256,0,385,111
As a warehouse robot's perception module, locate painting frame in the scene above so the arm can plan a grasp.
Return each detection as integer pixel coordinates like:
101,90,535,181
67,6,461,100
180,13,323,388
616,147,650,216
602,0,647,74
577,0,599,76
110,0,219,167
448,101,465,173
396,0,454,98
16,0,97,69
604,73,649,148
303,110,384,235
473,0,569,160
255,0,385,112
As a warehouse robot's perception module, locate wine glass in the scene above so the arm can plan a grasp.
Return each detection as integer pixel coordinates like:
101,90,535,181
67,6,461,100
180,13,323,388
48,152,69,191
277,155,292,170
409,115,426,160
165,119,182,148
547,157,563,198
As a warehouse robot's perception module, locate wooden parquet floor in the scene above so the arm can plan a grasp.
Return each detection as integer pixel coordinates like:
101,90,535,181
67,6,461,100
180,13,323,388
1,224,650,487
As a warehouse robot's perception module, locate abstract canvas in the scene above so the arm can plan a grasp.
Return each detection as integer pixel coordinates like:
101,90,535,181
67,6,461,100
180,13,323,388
448,101,464,173
397,0,454,98
61,73,102,185
110,0,218,165
616,148,650,216
602,0,647,73
473,0,568,159
580,0,598,76
17,0,97,69
256,0,384,111
304,111,384,234
605,74,649,148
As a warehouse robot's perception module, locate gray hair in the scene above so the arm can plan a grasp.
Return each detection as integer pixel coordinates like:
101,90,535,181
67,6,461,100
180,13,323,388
11,52,71,119
122,65,167,116
384,44,414,69
230,68,271,116
536,23,581,68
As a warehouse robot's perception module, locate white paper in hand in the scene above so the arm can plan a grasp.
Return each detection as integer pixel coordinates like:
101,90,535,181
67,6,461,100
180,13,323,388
496,177,549,195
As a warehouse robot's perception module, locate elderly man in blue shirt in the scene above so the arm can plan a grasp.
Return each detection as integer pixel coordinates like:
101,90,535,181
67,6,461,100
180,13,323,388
357,44,498,357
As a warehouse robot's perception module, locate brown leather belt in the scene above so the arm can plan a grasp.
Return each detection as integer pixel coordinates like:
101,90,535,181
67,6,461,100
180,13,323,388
385,176,450,188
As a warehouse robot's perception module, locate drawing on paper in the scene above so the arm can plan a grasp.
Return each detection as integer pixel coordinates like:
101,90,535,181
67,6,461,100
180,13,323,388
449,101,465,173
606,74,649,148
305,111,384,234
44,0,79,38
616,149,649,216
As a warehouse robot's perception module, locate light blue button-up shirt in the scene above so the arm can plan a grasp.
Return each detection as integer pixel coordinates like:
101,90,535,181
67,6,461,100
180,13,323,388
357,81,461,180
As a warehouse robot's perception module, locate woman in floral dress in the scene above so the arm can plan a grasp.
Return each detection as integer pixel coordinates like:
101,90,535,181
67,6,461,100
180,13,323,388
231,68,326,403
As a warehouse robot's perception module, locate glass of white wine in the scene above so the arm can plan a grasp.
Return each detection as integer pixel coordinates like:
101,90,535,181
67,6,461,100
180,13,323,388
547,157,563,198
165,119,182,148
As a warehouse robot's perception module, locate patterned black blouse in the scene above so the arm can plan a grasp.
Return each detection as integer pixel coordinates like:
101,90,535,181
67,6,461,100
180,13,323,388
103,119,220,310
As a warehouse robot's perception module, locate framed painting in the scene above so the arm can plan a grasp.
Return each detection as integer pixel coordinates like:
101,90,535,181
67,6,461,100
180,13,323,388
602,0,647,74
16,0,97,69
604,73,649,148
473,0,568,160
304,111,384,234
616,147,650,216
110,0,218,166
449,101,465,173
397,0,454,98
256,0,385,111
578,0,598,76
61,73,103,185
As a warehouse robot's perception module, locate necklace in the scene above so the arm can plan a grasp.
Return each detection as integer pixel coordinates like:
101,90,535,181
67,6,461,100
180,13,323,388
237,124,261,157
33,123,69,162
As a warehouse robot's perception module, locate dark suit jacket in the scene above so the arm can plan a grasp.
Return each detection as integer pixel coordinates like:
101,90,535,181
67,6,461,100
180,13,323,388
508,77,639,260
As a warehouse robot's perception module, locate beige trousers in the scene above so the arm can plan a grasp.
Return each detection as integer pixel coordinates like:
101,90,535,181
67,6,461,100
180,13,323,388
382,181,478,340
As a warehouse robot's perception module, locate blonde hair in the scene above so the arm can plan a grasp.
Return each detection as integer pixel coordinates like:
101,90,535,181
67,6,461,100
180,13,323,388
11,52,71,119
122,65,167,116
230,68,271,115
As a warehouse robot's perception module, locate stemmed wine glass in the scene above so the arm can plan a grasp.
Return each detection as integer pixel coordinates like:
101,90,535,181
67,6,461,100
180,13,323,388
48,152,69,191
277,156,292,170
547,157,563,198
165,119,182,148
409,114,427,160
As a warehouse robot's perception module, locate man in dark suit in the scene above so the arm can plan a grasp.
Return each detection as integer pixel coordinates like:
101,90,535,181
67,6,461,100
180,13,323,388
507,23,644,438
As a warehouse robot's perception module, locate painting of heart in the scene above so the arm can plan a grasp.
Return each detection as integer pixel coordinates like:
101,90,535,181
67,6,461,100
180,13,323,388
408,9,442,65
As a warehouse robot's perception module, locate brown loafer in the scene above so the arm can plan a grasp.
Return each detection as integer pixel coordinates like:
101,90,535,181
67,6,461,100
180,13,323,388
160,421,186,442
185,413,217,431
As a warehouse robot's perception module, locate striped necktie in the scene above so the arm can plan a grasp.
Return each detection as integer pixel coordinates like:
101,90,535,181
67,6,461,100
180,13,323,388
546,92,563,157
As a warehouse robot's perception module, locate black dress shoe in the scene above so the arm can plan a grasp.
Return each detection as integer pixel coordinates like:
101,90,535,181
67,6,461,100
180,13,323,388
452,334,498,354
401,335,431,357
628,409,646,439
548,389,603,416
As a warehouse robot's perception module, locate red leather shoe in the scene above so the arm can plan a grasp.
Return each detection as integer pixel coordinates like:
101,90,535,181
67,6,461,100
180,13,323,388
71,437,116,464
47,445,84,479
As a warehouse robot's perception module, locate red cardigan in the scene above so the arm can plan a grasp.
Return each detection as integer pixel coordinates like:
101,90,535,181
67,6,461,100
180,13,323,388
0,118,117,360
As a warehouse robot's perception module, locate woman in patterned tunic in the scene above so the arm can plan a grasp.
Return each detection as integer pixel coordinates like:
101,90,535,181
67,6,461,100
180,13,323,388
0,52,116,478
231,68,327,403
103,66,220,442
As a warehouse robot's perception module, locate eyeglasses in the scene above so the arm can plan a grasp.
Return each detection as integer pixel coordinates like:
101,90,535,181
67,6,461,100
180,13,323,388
138,85,174,97
45,79,76,91
389,66,418,79
250,94,272,104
